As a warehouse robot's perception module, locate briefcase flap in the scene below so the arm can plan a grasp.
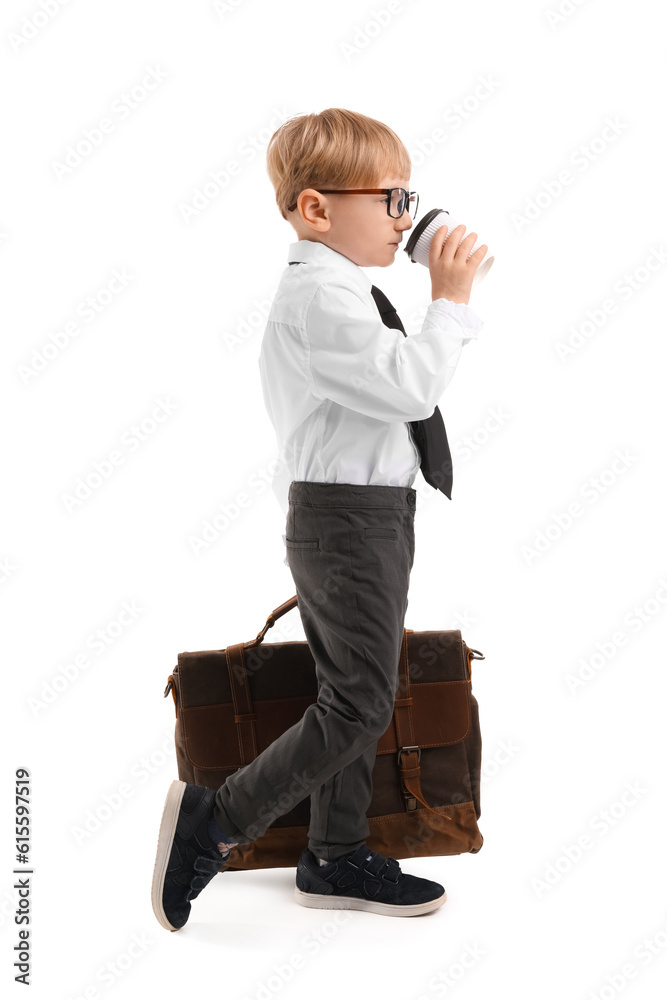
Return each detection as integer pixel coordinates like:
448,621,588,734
173,631,474,771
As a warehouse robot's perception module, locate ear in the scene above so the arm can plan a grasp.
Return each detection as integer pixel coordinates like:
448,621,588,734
295,189,332,233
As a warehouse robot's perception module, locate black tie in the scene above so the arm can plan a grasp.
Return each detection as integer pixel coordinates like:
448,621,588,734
369,284,453,500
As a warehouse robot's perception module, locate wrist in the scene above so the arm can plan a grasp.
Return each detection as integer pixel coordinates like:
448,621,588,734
432,293,470,306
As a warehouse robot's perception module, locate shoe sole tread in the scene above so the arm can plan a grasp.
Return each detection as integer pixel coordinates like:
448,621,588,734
151,779,187,931
293,885,447,916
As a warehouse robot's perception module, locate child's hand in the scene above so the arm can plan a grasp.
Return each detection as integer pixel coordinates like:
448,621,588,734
429,224,488,306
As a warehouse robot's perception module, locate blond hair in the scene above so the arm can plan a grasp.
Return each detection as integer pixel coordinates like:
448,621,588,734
266,108,411,221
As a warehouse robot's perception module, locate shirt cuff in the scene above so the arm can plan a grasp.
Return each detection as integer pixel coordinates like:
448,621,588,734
427,298,484,344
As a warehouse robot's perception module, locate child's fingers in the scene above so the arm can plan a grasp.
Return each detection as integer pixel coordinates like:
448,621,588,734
440,223,466,259
429,224,449,261
454,231,478,258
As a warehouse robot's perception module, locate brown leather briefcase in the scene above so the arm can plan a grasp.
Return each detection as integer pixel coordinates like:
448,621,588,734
163,595,486,871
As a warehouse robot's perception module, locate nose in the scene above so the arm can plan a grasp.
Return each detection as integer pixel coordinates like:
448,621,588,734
396,212,412,234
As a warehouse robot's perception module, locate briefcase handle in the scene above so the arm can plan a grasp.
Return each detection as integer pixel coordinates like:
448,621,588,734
247,594,300,647
244,594,424,649
247,595,486,661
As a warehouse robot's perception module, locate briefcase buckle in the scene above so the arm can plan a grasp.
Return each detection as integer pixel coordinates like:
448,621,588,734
397,746,421,812
397,745,421,765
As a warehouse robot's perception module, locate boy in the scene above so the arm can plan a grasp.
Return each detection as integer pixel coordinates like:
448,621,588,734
151,108,486,931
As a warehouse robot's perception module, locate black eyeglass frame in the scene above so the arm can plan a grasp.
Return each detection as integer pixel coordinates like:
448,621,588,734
287,188,419,219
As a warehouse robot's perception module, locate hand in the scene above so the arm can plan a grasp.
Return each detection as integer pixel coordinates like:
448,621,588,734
429,223,488,306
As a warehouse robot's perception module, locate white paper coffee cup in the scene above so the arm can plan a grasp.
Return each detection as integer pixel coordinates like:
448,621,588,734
404,208,494,287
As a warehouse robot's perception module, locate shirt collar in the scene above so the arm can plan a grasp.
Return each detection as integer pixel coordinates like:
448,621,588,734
287,240,372,291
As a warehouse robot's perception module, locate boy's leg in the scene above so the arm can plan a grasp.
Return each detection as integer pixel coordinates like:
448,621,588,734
305,741,378,861
302,500,414,860
211,481,416,851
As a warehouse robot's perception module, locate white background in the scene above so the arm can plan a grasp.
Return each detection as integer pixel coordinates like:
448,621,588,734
3,0,667,998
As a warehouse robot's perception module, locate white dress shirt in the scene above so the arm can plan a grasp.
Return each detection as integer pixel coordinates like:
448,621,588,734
257,239,484,565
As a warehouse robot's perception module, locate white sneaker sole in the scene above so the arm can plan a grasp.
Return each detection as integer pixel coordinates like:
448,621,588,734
294,885,447,916
151,780,187,932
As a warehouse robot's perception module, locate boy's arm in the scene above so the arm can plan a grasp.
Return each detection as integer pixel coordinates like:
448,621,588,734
305,280,482,422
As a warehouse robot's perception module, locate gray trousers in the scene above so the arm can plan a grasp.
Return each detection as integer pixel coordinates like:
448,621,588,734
213,480,416,860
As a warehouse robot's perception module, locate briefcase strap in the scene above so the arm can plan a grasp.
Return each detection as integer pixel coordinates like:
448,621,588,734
393,629,454,821
225,642,258,763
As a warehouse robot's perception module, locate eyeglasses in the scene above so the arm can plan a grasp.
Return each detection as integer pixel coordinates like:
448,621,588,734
287,188,419,219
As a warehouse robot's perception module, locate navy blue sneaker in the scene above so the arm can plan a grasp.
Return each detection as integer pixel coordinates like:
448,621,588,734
295,846,446,917
151,780,230,931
